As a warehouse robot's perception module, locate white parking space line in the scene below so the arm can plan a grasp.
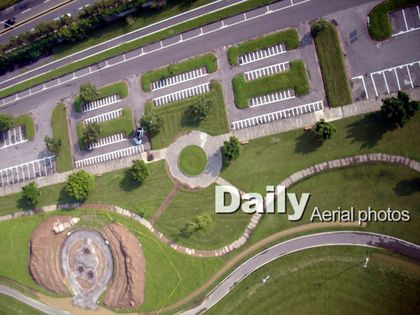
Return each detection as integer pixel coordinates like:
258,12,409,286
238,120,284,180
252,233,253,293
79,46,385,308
402,9,409,31
417,5,420,21
393,6,420,36
75,146,143,168
88,133,126,150
244,61,289,80
238,44,286,65
83,94,121,112
21,8,32,14
393,68,401,90
231,100,324,130
151,67,208,91
249,89,295,107
153,82,211,106
0,125,28,149
382,72,390,94
406,65,414,88
0,156,56,187
84,108,123,124
0,0,312,108
351,75,369,99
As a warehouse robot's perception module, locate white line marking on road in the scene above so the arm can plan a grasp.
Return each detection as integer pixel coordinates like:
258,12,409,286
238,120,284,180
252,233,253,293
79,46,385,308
160,41,163,48
179,34,183,42
370,73,378,97
221,20,225,27
243,13,247,20
21,8,32,14
266,6,271,13
393,68,401,90
406,65,414,88
402,9,409,31
351,75,369,99
382,72,390,94
417,5,420,21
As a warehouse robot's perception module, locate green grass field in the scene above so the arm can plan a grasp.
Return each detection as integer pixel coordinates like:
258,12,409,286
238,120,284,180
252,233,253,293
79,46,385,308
148,81,230,149
368,0,418,41
232,60,310,109
0,160,173,218
0,210,226,312
156,185,250,250
76,107,134,150
221,111,420,194
251,163,420,244
179,145,208,176
227,28,299,66
207,246,420,315
0,0,279,100
73,81,128,113
51,103,73,172
12,114,35,140
141,53,218,92
313,21,352,107
0,0,23,10
0,293,45,315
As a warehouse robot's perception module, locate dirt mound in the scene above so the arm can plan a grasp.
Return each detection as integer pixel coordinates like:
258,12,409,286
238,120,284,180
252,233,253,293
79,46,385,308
103,223,146,308
29,216,70,294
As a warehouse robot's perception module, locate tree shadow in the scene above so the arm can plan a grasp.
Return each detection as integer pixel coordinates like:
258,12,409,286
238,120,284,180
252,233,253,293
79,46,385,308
345,112,389,149
299,33,313,48
181,107,199,128
294,130,323,154
57,186,77,206
17,196,32,211
394,178,420,196
119,169,140,192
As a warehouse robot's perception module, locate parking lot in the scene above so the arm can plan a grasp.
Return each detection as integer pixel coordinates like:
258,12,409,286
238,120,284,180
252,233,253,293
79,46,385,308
390,5,420,37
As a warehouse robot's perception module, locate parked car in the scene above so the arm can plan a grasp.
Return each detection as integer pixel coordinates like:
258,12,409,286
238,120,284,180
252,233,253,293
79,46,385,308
134,127,145,145
4,18,16,28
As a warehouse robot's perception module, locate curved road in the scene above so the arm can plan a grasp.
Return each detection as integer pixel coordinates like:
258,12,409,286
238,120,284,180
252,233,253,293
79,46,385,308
180,231,420,315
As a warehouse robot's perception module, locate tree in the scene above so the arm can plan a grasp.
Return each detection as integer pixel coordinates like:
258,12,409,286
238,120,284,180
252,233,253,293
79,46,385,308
314,119,336,140
195,214,212,230
140,112,164,136
21,182,41,208
129,159,149,184
381,91,419,128
79,83,99,103
0,113,13,132
44,136,62,154
83,122,101,147
187,97,210,124
222,136,241,162
65,170,95,201
311,18,328,37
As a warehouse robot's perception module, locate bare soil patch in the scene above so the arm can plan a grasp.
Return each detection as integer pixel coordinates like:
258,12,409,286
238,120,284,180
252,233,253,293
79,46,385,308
103,223,146,308
29,216,70,294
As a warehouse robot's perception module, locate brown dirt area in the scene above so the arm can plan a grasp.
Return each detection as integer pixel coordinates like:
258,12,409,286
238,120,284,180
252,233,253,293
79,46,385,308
29,216,71,294
103,223,146,308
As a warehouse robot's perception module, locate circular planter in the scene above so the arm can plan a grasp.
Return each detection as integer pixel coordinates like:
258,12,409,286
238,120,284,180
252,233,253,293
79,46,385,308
178,145,208,177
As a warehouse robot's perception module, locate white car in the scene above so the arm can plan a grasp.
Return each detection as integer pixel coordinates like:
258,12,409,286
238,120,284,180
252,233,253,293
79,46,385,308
134,127,145,145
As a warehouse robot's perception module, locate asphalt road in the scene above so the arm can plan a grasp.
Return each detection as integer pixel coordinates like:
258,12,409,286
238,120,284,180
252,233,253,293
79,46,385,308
0,284,70,315
0,0,97,43
180,231,420,315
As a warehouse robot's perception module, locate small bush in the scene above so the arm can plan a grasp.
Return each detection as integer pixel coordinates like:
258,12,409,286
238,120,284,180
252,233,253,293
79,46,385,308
314,119,336,140
0,113,13,132
66,170,95,201
381,91,419,128
222,136,241,163
130,160,149,184
21,182,40,208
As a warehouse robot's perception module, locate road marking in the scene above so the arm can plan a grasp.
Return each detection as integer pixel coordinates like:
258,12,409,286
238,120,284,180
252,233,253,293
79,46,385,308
21,8,32,14
393,68,401,90
153,82,211,106
406,65,414,88
0,0,312,107
351,75,369,100
75,146,143,168
84,108,122,124
88,133,126,150
402,9,409,31
382,72,390,94
370,73,378,97
152,67,207,91
417,5,420,21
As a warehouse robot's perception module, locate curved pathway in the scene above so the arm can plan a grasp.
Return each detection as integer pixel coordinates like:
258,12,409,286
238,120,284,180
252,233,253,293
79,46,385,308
165,131,226,189
180,231,420,315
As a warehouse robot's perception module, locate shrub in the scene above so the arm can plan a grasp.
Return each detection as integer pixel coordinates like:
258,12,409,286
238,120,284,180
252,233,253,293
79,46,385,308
0,113,13,132
44,136,62,154
21,182,40,208
222,136,241,162
66,170,95,201
181,214,212,237
311,18,328,37
129,160,149,184
83,122,101,147
314,119,336,140
381,91,419,128
187,97,210,125
79,83,99,103
140,112,164,136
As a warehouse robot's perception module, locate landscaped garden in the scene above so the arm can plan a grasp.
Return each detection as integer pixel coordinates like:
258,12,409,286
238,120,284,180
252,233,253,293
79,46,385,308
51,103,73,172
232,60,310,108
141,53,218,92
179,145,208,176
227,28,300,66
312,19,352,107
146,81,230,149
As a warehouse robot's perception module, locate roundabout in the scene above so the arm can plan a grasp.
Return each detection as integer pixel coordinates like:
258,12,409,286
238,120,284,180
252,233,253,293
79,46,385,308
179,145,208,176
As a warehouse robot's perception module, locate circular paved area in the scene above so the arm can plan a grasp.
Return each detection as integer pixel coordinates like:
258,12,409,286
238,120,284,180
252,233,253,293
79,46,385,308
166,131,226,189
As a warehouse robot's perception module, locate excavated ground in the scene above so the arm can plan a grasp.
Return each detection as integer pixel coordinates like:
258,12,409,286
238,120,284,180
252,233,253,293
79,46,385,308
103,223,146,308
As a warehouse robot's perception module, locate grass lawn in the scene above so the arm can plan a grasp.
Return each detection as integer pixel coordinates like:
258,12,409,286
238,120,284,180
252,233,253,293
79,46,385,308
156,185,250,250
227,28,299,66
179,145,208,176
0,160,173,218
368,0,418,41
0,0,23,10
207,246,420,315
12,114,35,140
76,107,134,150
73,81,128,113
232,60,310,109
313,20,352,107
141,53,218,92
221,111,420,194
0,210,226,312
0,293,45,315
51,103,73,172
148,81,230,149
252,163,420,245
0,0,279,100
